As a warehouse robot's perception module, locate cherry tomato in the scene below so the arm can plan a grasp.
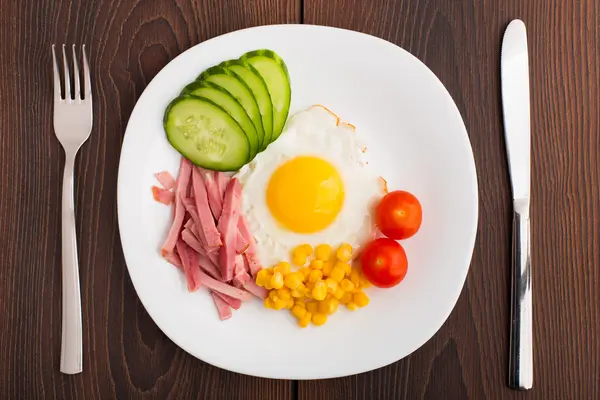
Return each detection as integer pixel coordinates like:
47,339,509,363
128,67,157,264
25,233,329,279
376,190,422,240
360,238,408,288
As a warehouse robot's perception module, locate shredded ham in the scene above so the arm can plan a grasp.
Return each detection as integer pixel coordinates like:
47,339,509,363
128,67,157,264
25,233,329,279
152,186,174,205
214,291,242,310
176,240,202,292
161,158,192,256
217,179,242,281
238,216,262,276
155,171,176,190
192,167,222,249
211,292,232,320
155,159,264,320
195,269,252,301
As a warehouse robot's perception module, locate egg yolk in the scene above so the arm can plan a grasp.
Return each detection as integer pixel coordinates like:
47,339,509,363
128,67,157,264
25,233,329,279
266,156,345,233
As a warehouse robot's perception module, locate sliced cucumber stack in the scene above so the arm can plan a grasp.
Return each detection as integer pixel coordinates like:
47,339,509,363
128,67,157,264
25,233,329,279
163,49,291,171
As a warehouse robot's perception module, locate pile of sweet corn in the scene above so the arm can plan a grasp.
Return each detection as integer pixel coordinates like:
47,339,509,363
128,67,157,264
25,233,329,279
255,243,371,327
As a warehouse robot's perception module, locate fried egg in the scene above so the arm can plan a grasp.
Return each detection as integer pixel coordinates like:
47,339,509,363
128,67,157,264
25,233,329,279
236,105,383,267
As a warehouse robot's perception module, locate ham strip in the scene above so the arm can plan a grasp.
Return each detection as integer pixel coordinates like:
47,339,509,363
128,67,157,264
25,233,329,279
211,292,232,320
217,179,242,281
155,171,176,190
238,216,262,276
214,291,242,310
175,240,201,292
195,269,252,301
161,158,192,256
152,186,174,205
192,167,222,249
181,230,221,279
233,267,268,300
202,169,224,219
164,252,182,270
215,172,229,200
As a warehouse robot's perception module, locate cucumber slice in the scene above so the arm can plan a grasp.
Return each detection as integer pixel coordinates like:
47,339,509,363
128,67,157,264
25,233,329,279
194,66,265,150
183,80,259,159
164,96,250,172
220,59,274,150
240,50,291,142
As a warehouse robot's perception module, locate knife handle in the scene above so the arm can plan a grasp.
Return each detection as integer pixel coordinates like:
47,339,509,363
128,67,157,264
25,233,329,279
508,202,532,390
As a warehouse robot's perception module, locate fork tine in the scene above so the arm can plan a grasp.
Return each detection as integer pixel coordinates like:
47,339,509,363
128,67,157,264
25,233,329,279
52,45,62,101
71,45,81,100
62,44,71,100
82,45,91,99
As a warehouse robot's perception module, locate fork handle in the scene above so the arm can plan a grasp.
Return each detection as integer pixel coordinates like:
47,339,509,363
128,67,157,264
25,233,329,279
508,203,532,389
60,154,83,374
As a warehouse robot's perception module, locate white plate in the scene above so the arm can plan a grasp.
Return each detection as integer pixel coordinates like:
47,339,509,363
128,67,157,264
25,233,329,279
117,24,478,379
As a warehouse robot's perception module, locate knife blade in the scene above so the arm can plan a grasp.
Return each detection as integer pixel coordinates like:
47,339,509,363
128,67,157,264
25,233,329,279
501,19,532,390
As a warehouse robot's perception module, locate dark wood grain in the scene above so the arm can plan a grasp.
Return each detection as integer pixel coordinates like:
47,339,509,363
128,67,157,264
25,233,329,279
0,0,298,398
302,0,600,399
1,0,598,398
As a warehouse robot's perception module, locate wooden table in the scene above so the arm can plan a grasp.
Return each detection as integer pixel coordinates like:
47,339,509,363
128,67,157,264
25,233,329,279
1,0,598,398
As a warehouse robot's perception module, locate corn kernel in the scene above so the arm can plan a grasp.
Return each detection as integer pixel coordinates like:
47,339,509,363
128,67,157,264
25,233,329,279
309,259,324,270
291,283,307,298
347,302,359,311
273,298,286,310
308,270,323,283
315,244,332,261
300,244,313,256
299,312,312,328
312,281,327,301
322,261,334,276
270,272,284,289
350,268,361,287
306,301,318,314
292,253,307,267
336,261,351,276
295,299,306,308
277,287,292,301
305,281,314,292
333,287,345,300
330,266,345,282
360,279,372,288
341,279,355,292
336,243,353,262
256,269,269,287
284,273,303,290
300,267,312,281
312,313,328,326
292,305,307,319
264,297,273,309
285,298,295,309
354,291,370,307
340,292,353,304
319,298,339,315
325,278,338,293
293,244,313,259
273,262,291,276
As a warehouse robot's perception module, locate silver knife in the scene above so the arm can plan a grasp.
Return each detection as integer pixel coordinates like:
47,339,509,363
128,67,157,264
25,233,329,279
501,19,532,390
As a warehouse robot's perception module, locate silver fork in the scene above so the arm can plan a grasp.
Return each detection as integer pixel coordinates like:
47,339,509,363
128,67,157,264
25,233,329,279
52,44,92,374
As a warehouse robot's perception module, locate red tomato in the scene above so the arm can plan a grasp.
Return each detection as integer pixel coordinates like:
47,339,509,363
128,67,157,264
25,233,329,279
376,190,422,240
360,238,408,288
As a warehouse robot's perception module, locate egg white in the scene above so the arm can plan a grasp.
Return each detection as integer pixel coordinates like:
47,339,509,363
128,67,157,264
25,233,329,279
236,106,383,268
